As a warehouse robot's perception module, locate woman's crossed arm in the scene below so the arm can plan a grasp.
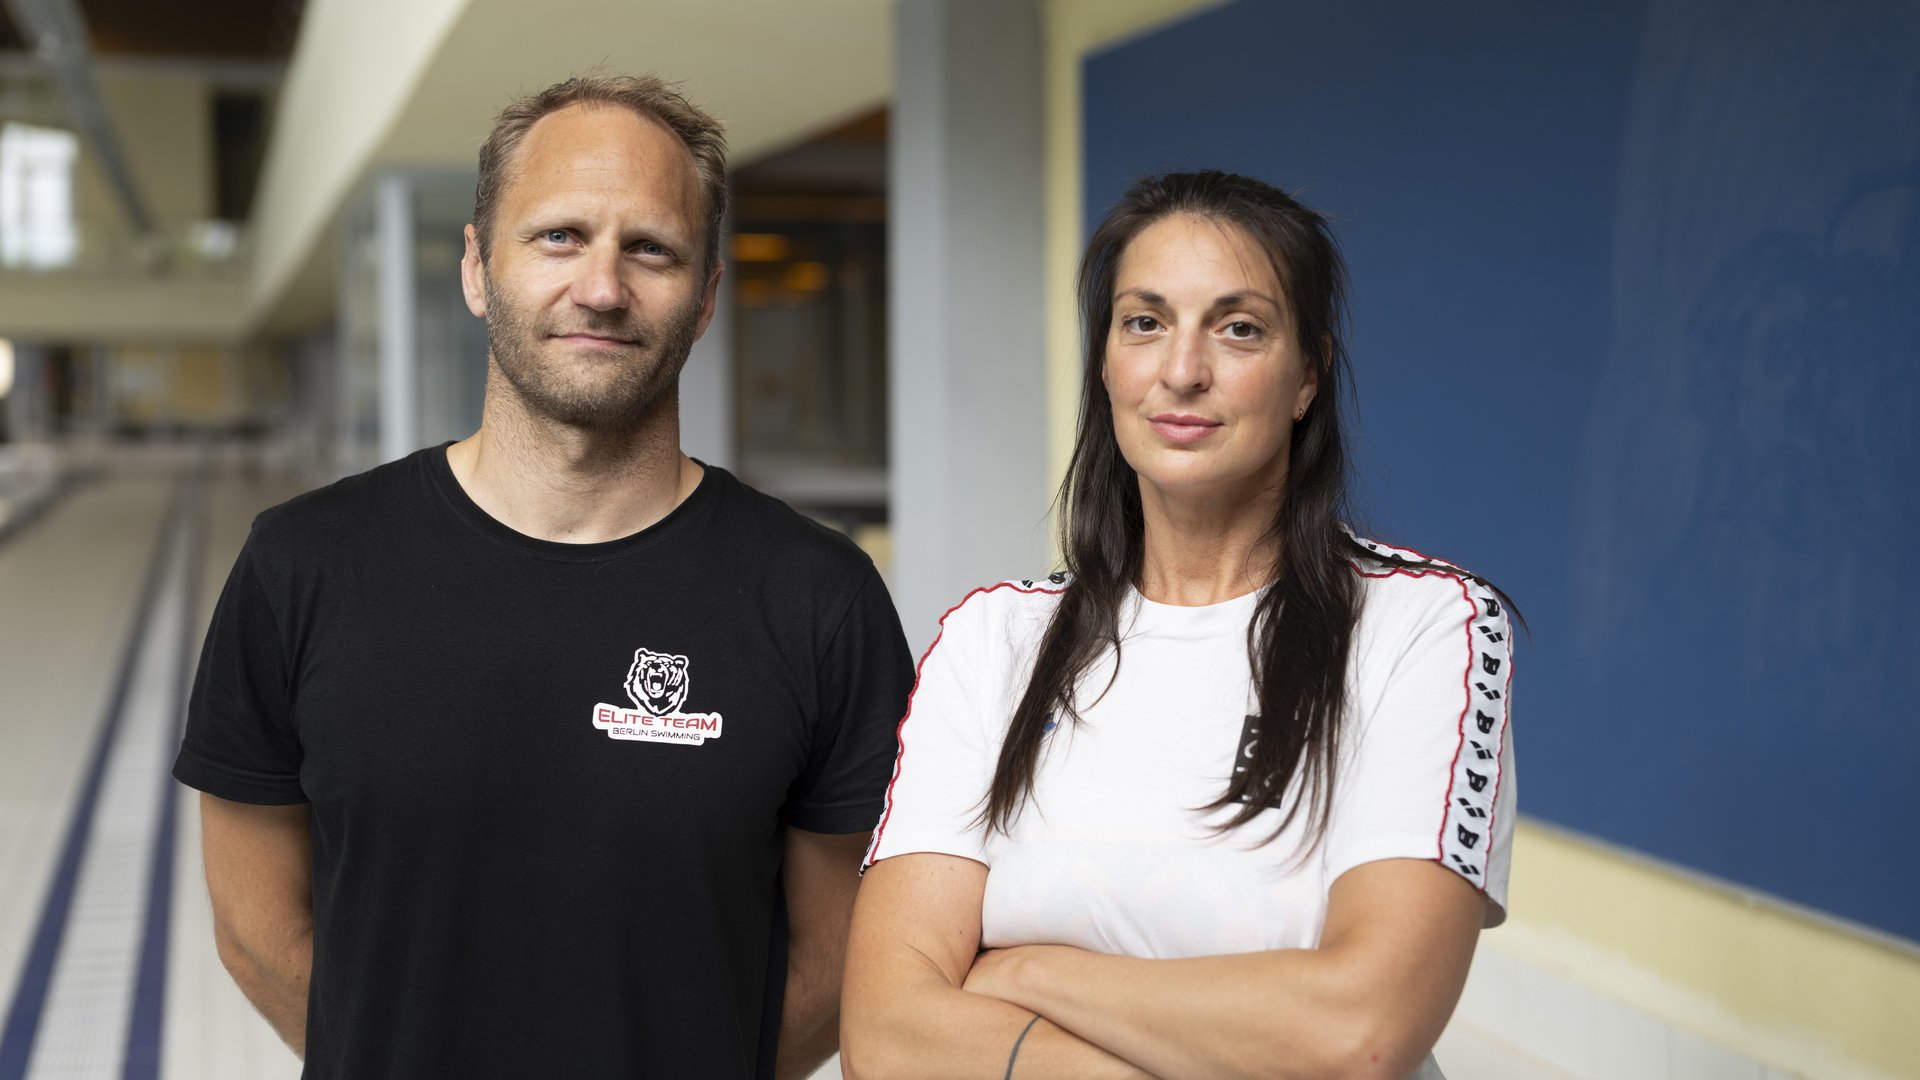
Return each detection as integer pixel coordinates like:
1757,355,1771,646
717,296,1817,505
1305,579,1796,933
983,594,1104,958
845,854,1484,1080
842,852,1156,1080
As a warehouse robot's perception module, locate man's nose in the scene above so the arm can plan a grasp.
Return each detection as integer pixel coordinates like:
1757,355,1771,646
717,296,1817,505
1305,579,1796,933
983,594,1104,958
570,244,627,312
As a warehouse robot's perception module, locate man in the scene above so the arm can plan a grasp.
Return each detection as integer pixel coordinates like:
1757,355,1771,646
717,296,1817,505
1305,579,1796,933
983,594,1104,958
174,74,914,1079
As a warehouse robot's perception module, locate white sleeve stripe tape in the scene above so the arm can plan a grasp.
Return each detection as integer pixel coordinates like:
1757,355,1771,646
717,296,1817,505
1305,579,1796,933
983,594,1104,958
861,579,1067,871
1441,572,1512,887
1353,562,1513,891
1350,534,1462,570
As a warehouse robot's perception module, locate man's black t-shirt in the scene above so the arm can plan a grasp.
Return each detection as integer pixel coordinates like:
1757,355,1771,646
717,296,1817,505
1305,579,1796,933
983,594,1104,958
174,447,914,1079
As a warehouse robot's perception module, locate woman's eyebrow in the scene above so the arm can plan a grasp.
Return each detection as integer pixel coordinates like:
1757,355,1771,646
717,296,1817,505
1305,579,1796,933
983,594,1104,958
1114,288,1283,311
1212,291,1282,311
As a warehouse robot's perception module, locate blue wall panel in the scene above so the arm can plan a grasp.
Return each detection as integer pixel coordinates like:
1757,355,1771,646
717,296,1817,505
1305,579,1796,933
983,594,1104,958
1084,0,1920,940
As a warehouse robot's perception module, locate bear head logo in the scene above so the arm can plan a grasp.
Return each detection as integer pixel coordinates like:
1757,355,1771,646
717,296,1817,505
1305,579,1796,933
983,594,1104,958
624,648,690,716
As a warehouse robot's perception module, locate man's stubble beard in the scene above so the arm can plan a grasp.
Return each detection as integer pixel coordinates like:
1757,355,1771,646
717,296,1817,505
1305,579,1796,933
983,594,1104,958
482,273,705,432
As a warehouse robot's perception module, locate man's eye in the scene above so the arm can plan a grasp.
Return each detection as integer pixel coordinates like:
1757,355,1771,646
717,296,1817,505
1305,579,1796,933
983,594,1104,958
638,241,666,257
543,229,570,244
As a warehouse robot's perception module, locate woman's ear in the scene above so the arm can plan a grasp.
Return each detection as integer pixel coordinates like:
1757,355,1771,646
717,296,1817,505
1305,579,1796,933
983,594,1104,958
1295,336,1327,417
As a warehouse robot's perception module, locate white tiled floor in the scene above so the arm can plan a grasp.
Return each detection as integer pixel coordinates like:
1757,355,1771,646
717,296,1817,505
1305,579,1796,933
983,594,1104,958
1586,991,1675,1079
0,475,174,1036
25,509,191,1080
0,459,1787,1080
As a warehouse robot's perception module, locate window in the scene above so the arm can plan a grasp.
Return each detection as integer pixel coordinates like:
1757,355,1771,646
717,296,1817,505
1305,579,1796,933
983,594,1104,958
0,122,78,269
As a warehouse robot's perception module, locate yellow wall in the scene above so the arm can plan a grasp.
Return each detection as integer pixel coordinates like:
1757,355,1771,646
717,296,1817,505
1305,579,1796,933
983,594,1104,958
1503,821,1920,1080
102,345,288,426
171,349,227,421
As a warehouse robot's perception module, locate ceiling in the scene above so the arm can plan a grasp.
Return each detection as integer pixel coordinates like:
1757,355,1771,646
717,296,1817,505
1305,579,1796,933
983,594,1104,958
370,0,891,171
0,0,304,59
78,0,304,58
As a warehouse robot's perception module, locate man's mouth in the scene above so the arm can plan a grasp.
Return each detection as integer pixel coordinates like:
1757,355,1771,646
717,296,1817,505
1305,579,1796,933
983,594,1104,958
552,332,639,348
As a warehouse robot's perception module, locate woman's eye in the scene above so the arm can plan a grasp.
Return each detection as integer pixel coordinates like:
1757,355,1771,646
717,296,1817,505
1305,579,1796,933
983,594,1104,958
1122,315,1161,333
1224,321,1260,340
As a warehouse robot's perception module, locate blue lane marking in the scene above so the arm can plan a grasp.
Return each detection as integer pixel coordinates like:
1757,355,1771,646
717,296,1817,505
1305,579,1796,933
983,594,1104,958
123,477,204,1080
0,484,182,1080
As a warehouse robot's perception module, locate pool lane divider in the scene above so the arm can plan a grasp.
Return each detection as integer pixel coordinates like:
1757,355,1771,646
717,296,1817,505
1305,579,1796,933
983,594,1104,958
0,483,185,1080
123,474,206,1080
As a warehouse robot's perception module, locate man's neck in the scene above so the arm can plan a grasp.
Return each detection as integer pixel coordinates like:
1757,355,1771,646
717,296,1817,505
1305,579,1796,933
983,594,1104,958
445,391,702,545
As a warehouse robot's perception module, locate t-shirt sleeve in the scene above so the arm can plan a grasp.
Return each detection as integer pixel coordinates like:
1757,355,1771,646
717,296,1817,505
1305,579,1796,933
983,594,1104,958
780,567,917,834
1324,572,1517,926
172,533,308,805
861,592,997,870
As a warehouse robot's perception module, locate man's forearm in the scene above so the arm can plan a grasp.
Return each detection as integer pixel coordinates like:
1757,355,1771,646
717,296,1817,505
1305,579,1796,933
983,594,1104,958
779,828,874,1079
217,927,312,1057
776,955,839,1080
200,795,315,1058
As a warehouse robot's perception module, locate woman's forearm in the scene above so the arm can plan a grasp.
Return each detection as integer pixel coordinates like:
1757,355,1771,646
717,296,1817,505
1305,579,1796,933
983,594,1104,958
844,855,1156,1078
841,975,1155,1080
964,861,1484,1080
975,944,1376,1080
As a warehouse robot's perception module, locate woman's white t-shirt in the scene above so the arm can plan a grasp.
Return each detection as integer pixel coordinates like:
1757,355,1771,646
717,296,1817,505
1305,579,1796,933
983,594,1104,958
864,541,1517,961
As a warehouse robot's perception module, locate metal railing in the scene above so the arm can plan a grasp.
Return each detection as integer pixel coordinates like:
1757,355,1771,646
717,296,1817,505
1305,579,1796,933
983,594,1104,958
0,216,249,279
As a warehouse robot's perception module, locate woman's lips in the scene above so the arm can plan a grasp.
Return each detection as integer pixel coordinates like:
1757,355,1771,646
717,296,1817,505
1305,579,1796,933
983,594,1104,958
1149,415,1221,443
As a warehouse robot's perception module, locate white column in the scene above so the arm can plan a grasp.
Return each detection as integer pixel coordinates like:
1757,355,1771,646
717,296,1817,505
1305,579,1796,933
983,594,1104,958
375,172,419,464
681,271,733,470
889,0,1051,650
333,206,365,476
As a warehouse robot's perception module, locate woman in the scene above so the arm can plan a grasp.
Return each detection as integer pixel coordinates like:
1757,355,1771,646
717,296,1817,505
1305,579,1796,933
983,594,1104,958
843,171,1516,1080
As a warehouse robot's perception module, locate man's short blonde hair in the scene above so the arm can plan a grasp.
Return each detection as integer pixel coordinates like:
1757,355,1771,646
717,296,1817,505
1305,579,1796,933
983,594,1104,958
473,73,728,273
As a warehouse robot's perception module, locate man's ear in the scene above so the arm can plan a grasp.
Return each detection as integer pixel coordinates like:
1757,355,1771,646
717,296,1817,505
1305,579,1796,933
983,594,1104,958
461,224,489,318
692,259,725,340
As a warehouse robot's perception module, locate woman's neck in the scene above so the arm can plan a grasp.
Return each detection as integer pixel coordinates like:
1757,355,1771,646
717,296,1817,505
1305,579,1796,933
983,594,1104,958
1134,480,1282,606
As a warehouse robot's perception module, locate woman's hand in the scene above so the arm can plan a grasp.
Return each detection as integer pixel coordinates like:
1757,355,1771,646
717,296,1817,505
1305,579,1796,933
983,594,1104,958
961,945,1033,1003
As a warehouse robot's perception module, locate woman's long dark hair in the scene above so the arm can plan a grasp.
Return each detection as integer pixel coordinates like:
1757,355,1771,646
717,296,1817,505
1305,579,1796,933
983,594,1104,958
981,171,1373,845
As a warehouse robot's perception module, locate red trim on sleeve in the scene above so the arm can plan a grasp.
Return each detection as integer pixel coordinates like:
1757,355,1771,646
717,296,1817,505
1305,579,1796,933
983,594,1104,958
862,579,1067,869
1349,558,1491,878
